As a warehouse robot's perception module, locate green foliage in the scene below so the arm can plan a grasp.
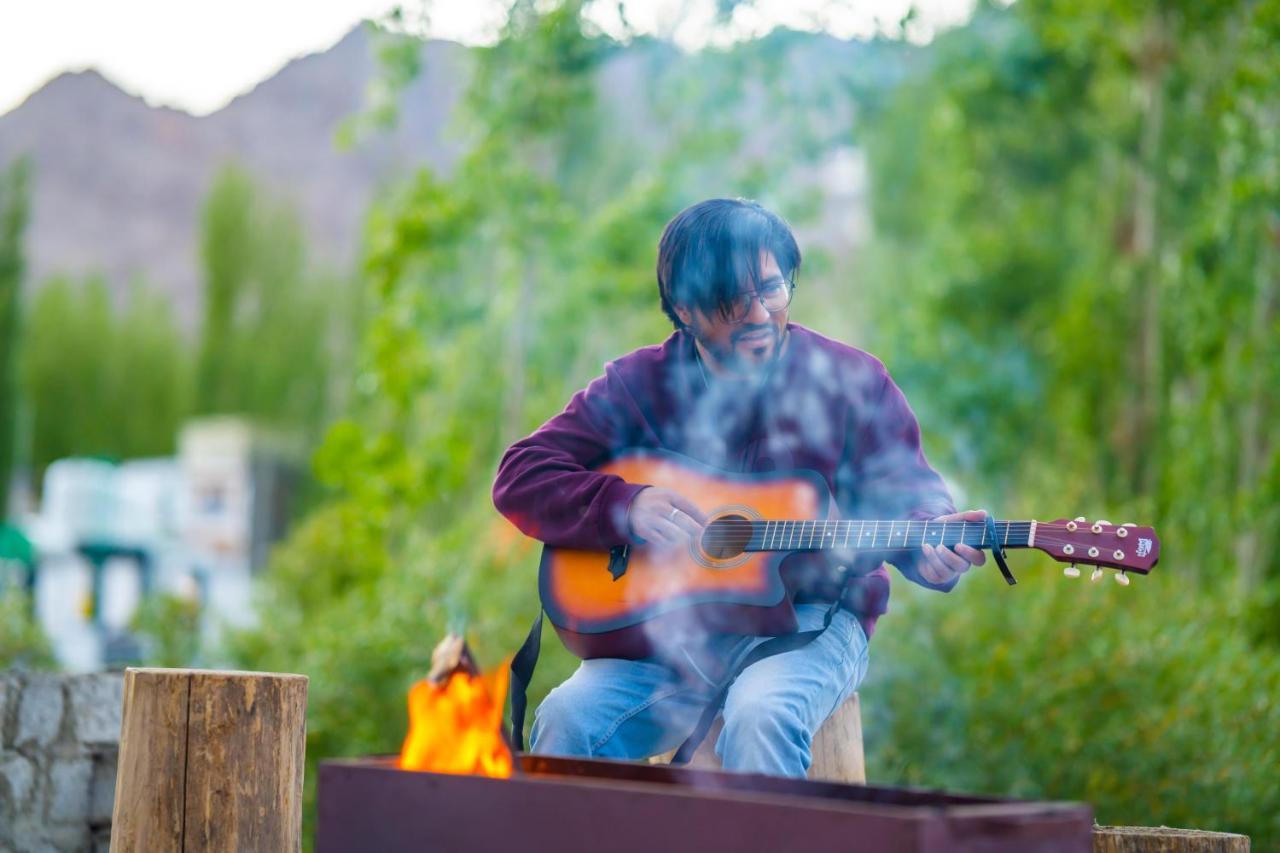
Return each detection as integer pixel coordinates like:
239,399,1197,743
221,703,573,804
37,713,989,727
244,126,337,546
854,0,1280,845
857,0,1280,585
195,165,342,439
0,589,56,670
13,165,353,494
0,158,29,513
20,276,191,477
866,571,1280,843
131,593,202,669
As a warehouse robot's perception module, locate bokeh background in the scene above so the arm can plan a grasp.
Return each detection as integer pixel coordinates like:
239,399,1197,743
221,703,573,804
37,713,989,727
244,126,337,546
1,0,1277,846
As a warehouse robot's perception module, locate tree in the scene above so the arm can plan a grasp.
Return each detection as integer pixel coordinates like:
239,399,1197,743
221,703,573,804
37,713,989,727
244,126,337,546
20,276,190,478
853,0,1280,843
194,165,338,438
0,158,29,515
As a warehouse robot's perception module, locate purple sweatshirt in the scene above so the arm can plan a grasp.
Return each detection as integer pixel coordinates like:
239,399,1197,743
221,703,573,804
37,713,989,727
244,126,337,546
493,324,958,639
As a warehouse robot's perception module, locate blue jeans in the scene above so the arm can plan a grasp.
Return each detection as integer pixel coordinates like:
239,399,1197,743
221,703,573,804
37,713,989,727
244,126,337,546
530,604,870,777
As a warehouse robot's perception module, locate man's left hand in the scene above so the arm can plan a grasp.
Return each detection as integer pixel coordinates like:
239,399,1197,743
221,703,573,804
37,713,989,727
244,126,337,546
919,509,989,584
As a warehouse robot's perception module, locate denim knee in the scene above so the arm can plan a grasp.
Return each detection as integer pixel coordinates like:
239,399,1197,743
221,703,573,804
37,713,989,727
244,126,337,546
719,696,811,775
529,682,596,756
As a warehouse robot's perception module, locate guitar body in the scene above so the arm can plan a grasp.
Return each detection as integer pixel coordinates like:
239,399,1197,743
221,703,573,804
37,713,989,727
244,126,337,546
539,450,833,660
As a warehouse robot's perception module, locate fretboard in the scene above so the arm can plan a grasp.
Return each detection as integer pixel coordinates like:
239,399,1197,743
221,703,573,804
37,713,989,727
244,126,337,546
739,519,1033,552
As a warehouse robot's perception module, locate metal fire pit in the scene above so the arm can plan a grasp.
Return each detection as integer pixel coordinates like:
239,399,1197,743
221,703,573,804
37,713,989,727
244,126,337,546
318,755,1092,852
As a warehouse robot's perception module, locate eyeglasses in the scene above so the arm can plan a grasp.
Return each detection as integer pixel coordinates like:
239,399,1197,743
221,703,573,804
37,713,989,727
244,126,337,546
717,278,795,324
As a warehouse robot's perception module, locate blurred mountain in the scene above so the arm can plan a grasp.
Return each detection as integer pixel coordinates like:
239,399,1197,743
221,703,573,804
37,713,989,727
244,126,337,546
0,26,471,325
0,25,879,326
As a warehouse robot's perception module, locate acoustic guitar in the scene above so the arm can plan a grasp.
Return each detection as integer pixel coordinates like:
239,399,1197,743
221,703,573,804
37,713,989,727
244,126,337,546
539,450,1160,660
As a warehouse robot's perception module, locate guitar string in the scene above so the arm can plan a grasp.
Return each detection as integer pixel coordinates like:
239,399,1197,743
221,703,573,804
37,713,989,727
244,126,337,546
693,526,1146,566
699,528,1038,545
698,521,1037,545
697,526,1142,556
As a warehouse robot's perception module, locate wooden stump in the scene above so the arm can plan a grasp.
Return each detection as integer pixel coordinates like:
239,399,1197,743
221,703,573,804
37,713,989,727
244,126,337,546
652,692,865,784
1093,826,1250,852
110,668,309,853
809,690,865,783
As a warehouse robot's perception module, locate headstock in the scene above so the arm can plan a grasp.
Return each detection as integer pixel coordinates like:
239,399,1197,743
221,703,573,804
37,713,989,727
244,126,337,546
1033,518,1159,584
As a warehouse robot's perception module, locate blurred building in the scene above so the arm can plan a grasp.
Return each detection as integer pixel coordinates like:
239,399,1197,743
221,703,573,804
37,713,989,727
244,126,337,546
11,416,300,671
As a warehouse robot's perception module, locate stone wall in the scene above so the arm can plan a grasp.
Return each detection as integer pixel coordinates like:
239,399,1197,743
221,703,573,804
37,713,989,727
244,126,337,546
0,671,122,853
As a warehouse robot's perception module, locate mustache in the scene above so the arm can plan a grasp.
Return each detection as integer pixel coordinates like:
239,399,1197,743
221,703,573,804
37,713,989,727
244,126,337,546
732,325,775,343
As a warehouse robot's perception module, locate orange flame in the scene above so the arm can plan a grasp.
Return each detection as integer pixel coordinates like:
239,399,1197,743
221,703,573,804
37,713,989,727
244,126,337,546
398,658,514,778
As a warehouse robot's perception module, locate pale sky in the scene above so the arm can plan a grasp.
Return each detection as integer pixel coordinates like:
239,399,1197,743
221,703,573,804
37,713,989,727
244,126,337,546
0,0,976,118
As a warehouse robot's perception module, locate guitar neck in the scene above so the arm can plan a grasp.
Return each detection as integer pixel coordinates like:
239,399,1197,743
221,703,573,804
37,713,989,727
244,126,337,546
741,519,1035,552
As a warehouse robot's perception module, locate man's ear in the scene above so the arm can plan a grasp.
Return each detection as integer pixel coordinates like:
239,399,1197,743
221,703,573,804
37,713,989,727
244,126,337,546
674,305,695,328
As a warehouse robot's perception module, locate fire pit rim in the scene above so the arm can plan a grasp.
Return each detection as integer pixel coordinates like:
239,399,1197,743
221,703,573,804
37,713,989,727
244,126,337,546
321,755,1090,822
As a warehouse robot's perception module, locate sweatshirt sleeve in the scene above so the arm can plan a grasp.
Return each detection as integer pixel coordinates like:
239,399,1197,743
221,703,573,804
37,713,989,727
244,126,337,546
492,365,650,551
846,369,959,592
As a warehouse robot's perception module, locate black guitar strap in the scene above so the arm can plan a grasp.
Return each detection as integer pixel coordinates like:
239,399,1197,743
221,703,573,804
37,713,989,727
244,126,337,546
508,610,543,752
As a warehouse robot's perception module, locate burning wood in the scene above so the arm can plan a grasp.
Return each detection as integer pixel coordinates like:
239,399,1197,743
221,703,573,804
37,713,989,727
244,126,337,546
398,634,514,779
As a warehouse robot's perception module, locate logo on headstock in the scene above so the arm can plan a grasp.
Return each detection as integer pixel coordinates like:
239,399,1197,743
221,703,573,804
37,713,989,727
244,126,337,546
1137,538,1152,558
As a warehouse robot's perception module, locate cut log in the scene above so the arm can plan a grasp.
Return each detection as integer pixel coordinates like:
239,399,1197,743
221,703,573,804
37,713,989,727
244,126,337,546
651,692,865,784
1093,825,1250,852
110,668,308,853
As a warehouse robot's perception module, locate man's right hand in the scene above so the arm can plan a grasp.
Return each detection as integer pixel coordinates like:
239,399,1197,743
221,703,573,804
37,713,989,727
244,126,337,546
627,487,707,551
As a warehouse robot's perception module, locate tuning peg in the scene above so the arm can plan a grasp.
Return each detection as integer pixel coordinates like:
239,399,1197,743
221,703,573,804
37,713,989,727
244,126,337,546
1114,572,1130,586
1121,523,1136,527
1063,564,1081,578
1090,567,1104,582
1097,519,1112,525
1074,516,1086,522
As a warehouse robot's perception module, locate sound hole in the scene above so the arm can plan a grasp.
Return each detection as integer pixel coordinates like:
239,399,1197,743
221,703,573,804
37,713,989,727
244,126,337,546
701,514,753,560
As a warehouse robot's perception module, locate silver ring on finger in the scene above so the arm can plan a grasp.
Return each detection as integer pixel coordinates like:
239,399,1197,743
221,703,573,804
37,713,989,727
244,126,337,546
669,508,680,521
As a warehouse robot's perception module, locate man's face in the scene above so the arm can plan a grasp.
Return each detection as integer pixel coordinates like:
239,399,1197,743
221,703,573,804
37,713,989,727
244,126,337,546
675,251,790,378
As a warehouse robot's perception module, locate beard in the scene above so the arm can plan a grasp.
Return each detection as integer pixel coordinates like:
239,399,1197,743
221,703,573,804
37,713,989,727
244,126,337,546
690,319,784,378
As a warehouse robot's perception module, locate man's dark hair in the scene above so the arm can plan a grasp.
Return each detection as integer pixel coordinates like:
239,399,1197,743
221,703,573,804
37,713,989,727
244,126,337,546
656,198,801,329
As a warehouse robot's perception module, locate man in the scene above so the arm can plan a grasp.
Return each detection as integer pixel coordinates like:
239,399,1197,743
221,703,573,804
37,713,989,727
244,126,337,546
493,198,986,777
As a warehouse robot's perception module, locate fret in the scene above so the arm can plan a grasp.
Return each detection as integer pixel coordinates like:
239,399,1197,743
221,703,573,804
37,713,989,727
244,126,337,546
745,518,1034,553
